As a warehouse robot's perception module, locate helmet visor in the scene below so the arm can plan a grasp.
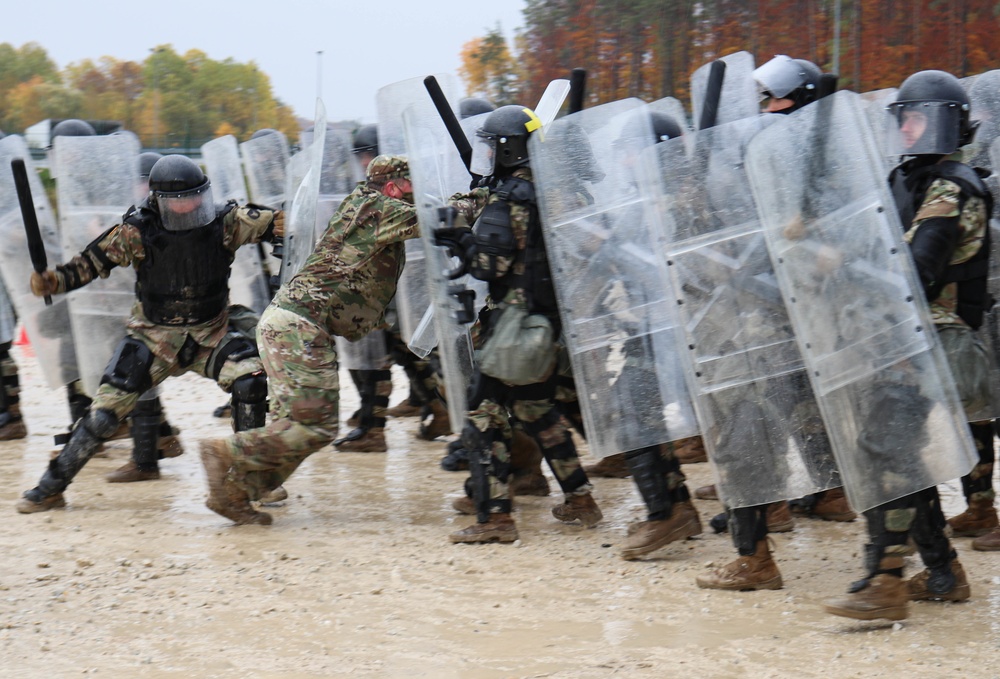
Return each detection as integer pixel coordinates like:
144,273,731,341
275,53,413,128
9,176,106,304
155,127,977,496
470,131,497,178
886,101,962,156
156,184,215,231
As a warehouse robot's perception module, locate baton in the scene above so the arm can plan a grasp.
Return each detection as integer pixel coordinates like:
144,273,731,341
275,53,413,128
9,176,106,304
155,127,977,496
10,158,52,306
698,60,727,131
568,68,587,114
424,76,477,177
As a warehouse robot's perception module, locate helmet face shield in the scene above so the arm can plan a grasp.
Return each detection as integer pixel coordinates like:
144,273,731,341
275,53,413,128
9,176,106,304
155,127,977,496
470,131,498,178
886,101,963,156
155,183,215,231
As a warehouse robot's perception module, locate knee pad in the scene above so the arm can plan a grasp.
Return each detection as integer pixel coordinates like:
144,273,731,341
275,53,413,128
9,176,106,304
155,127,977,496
207,332,258,381
84,408,121,439
232,371,268,404
100,337,154,393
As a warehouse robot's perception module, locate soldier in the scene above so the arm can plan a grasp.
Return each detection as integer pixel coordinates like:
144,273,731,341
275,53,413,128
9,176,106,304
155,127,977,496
0,280,25,440
434,105,603,543
198,154,419,525
825,70,989,620
16,155,276,513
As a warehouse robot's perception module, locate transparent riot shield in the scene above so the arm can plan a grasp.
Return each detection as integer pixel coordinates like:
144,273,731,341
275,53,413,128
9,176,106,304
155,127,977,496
402,104,483,430
335,331,389,371
201,135,271,313
691,51,758,129
281,100,327,285
316,127,359,241
378,74,460,343
240,131,290,208
530,99,699,459
0,135,78,388
534,79,571,127
860,88,898,175
745,90,977,512
640,114,840,508
55,134,140,395
0,277,14,345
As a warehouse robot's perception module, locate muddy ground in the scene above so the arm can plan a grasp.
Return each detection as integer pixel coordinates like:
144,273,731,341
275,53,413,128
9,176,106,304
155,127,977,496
1,341,999,678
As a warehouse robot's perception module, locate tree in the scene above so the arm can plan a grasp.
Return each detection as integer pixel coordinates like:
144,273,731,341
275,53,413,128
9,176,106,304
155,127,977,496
458,26,521,104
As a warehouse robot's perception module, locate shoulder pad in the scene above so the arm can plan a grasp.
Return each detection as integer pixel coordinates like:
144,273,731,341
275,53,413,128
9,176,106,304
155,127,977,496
494,177,536,203
216,200,239,218
931,161,990,200
122,202,158,229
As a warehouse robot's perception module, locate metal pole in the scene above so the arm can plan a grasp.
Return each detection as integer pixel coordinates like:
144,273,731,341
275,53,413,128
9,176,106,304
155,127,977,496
316,50,324,103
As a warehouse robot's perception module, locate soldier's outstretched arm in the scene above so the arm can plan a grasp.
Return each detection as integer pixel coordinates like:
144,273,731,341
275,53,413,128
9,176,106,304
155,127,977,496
29,223,133,296
224,205,283,250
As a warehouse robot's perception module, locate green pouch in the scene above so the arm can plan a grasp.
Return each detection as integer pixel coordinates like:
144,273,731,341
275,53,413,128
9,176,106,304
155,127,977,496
478,305,556,385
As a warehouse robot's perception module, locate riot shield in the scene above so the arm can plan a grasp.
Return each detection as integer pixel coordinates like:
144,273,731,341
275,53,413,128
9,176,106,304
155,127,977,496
335,331,388,371
378,75,460,343
860,88,898,175
239,130,289,208
402,103,483,430
745,90,977,512
534,79,571,127
316,127,359,241
201,135,271,313
55,134,140,395
640,114,840,508
530,99,699,459
690,51,758,129
281,100,327,285
0,135,78,388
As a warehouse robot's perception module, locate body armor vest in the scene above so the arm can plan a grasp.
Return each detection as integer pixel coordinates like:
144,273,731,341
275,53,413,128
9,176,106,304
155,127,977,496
127,202,236,325
471,176,559,317
889,159,993,329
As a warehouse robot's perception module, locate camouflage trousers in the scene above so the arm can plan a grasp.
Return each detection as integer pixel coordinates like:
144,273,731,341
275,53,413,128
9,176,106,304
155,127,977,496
226,307,340,500
0,343,21,419
468,372,591,511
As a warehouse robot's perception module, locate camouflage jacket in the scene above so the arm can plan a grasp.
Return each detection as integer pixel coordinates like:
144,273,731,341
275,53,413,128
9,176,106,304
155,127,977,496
901,153,989,327
53,205,276,352
273,182,419,341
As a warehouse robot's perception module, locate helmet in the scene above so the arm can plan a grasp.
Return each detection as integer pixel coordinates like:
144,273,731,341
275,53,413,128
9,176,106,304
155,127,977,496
470,105,542,177
250,128,280,140
351,124,379,156
887,70,975,155
148,155,215,231
459,97,496,120
753,56,821,113
366,154,409,182
51,119,96,142
139,152,164,179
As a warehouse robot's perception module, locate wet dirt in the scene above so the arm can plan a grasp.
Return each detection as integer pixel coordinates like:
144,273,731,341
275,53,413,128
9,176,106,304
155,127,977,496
1,342,999,678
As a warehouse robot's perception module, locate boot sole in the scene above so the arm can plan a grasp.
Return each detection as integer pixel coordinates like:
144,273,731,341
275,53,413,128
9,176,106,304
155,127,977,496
449,531,518,544
910,583,971,602
824,603,907,621
696,575,783,591
950,526,998,538
973,540,1000,551
621,520,702,560
206,499,273,525
15,495,67,514
105,472,161,483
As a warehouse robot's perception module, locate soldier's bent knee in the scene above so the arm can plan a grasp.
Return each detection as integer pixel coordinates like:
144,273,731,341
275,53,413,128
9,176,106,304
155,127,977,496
101,338,154,393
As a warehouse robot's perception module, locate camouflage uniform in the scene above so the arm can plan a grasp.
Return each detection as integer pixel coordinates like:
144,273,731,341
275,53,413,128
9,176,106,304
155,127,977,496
449,167,593,517
221,156,420,499
0,278,25,439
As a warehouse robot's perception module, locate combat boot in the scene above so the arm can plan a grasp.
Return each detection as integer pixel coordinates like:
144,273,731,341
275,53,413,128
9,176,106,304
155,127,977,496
200,439,272,526
583,453,631,478
694,484,718,501
621,500,702,560
440,440,470,471
158,423,184,459
449,513,518,543
947,497,998,537
907,560,970,602
386,400,423,418
510,471,550,496
418,400,452,441
346,409,361,429
452,495,476,515
105,460,160,483
766,501,795,533
675,435,708,464
811,487,857,522
335,428,387,453
824,557,908,621
972,527,1000,551
15,493,66,514
696,539,782,591
551,492,603,527
258,486,288,504
509,429,549,496
0,417,27,440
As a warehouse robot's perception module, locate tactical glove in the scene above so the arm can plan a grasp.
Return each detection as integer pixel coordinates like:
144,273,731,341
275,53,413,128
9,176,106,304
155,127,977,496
30,270,63,297
272,210,285,238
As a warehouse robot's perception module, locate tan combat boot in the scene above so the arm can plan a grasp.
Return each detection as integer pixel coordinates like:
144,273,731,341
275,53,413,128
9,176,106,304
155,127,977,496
509,429,549,496
907,560,971,601
335,428,387,453
15,493,66,514
824,557,908,621
386,400,423,418
551,492,603,527
449,513,518,543
418,400,452,441
621,500,703,560
694,484,718,501
947,497,999,537
510,471,550,496
675,435,708,464
696,539,783,591
259,486,288,504
812,487,857,522
583,452,631,478
200,439,272,526
105,460,160,483
766,501,795,533
972,527,1000,551
0,418,27,440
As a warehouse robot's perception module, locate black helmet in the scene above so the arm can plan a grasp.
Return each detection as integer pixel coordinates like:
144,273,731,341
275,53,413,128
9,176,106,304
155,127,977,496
351,124,379,156
470,105,542,176
250,128,280,140
753,56,822,113
888,70,975,155
50,119,95,147
139,151,164,179
459,97,496,120
650,112,683,142
148,155,215,231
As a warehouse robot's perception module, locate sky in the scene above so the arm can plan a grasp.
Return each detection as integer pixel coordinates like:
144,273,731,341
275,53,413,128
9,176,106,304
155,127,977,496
6,0,527,124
